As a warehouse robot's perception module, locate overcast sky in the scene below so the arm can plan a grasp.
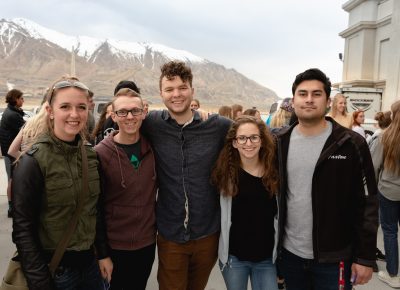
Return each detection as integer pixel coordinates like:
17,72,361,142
1,0,349,98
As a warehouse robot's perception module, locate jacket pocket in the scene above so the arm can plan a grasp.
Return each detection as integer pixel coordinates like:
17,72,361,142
45,178,75,206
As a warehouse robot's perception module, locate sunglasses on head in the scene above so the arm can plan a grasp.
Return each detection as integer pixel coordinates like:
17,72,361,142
48,80,90,104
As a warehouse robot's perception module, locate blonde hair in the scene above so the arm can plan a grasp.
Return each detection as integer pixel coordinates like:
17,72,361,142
270,108,292,128
382,100,400,175
330,93,348,118
19,76,90,158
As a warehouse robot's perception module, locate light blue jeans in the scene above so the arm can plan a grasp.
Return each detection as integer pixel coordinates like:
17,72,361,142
219,255,278,290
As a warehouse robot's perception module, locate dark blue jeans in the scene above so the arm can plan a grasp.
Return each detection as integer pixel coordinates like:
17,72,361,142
278,248,352,290
53,258,106,290
379,192,400,276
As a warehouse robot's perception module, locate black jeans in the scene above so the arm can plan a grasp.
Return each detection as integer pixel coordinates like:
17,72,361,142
110,243,156,290
278,248,352,290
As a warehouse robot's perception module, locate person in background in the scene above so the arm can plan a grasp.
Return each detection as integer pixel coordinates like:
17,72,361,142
8,101,49,159
0,89,25,218
368,111,392,148
352,110,366,138
87,90,96,134
243,108,261,120
11,76,106,289
143,99,150,114
371,100,400,288
140,61,231,290
212,115,279,290
270,98,293,128
91,101,113,145
276,68,378,290
327,93,352,129
96,88,157,290
232,104,243,120
219,105,233,119
191,99,200,110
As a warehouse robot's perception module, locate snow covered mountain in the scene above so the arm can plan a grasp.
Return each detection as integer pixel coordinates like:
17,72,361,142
0,18,277,107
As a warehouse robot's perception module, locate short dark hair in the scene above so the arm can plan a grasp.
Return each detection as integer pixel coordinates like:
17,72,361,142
114,80,140,95
292,68,331,99
5,89,23,106
159,61,193,90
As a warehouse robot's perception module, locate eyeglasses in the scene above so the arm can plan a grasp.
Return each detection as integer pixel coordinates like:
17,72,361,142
235,135,261,145
114,108,143,117
48,80,90,104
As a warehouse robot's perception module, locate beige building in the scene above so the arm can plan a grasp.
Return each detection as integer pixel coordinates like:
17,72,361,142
338,0,400,111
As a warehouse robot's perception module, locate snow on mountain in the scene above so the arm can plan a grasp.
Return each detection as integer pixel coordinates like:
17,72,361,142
10,17,205,63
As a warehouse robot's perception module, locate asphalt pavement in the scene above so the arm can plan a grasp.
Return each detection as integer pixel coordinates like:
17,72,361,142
0,157,394,289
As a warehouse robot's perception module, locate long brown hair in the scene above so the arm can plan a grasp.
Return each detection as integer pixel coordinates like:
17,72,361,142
211,115,278,196
382,100,400,175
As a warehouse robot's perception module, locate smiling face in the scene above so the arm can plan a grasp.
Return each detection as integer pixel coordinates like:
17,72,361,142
233,122,262,161
336,96,347,114
160,76,194,119
111,96,144,140
47,87,88,142
293,80,330,123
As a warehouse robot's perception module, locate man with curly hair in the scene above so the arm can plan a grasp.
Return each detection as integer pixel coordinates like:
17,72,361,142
141,61,231,290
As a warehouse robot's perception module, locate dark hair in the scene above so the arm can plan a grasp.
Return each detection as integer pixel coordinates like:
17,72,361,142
243,108,259,116
218,105,233,119
159,61,193,90
292,68,331,99
5,89,23,106
374,111,392,129
91,101,113,142
211,115,278,196
114,80,140,95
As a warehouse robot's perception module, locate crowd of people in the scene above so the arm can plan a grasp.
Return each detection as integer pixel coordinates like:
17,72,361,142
0,61,399,290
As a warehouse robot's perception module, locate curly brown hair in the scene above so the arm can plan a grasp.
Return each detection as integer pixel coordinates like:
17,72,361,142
159,61,193,90
211,115,279,197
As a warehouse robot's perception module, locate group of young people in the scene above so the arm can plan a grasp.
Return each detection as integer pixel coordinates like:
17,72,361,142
3,61,398,290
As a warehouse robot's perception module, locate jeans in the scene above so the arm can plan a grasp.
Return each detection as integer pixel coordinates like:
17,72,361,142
279,248,352,290
53,258,106,290
379,192,400,275
219,255,278,290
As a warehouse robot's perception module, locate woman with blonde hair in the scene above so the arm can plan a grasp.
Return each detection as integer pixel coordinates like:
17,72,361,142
11,76,106,289
212,115,279,290
328,93,352,128
371,100,400,288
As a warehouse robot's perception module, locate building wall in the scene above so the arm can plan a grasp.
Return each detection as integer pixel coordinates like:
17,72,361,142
339,0,400,110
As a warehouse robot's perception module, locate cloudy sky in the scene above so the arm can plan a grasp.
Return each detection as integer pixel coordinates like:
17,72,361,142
1,0,349,98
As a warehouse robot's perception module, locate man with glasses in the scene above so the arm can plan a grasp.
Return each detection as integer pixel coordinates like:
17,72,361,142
276,68,378,290
140,61,231,290
95,88,157,290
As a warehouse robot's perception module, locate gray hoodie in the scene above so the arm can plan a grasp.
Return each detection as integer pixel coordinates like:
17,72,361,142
371,136,400,200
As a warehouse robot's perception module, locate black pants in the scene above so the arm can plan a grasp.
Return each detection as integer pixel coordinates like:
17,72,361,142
110,243,156,290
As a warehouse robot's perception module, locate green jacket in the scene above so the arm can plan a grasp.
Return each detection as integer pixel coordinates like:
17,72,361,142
32,134,100,251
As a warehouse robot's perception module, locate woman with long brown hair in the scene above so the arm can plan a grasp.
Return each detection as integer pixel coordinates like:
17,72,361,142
212,115,279,290
352,110,366,138
371,100,400,288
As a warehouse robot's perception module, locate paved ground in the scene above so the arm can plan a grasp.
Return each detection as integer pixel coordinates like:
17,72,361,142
0,157,394,289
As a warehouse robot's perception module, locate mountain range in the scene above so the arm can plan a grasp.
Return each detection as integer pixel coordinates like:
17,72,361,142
0,18,278,109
